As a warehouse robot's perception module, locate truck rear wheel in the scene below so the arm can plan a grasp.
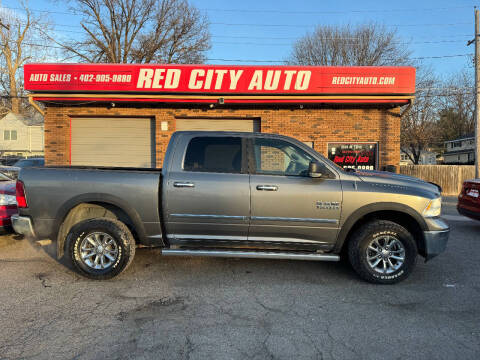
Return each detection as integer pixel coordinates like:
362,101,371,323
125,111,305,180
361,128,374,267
65,218,135,280
348,220,417,284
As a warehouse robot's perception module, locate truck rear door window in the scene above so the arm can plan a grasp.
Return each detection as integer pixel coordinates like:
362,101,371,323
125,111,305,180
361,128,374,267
184,137,242,173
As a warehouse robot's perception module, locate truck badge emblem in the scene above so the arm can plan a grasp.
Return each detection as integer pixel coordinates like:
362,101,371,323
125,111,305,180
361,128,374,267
316,201,340,210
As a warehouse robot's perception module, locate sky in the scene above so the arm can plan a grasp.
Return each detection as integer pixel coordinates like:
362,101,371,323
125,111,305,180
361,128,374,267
2,0,479,77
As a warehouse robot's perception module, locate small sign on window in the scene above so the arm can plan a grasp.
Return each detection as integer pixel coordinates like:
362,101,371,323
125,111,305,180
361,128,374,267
328,143,378,170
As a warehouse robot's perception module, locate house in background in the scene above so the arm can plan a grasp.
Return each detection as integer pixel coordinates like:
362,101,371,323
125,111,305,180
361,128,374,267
400,149,437,165
443,135,475,164
0,112,44,157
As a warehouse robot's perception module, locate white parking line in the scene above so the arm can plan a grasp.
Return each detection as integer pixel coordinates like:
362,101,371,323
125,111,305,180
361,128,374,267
442,215,474,222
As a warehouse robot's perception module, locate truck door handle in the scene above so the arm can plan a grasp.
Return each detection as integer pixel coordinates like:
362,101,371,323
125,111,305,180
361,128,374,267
173,182,195,188
256,185,278,191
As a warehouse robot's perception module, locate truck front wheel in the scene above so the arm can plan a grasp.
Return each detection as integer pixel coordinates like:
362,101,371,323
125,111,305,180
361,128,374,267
348,220,417,284
65,218,136,280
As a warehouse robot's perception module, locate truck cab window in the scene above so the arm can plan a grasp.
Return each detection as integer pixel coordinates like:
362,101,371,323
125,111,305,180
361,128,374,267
253,138,314,176
184,137,242,173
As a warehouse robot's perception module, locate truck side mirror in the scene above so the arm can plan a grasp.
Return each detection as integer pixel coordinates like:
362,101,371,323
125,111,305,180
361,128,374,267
309,161,324,178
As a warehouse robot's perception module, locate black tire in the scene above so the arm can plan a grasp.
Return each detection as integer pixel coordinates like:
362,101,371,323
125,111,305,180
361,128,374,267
65,218,136,280
348,220,417,284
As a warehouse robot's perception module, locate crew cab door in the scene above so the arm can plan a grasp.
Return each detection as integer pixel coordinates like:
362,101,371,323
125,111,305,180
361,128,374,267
248,137,342,248
164,135,250,245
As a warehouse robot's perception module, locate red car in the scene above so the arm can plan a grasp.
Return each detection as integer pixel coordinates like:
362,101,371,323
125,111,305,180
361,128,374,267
458,179,480,221
0,173,17,233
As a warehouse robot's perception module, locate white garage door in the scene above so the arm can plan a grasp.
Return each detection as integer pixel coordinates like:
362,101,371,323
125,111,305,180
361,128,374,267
176,118,260,132
71,117,154,167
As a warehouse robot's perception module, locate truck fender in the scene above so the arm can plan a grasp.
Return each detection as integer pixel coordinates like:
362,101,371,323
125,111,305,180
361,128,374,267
334,202,427,253
55,193,147,258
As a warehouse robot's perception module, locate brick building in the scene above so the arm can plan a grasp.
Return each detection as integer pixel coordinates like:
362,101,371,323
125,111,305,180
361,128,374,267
24,64,415,170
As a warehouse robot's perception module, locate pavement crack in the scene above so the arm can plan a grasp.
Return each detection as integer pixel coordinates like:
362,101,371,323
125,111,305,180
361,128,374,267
35,273,52,288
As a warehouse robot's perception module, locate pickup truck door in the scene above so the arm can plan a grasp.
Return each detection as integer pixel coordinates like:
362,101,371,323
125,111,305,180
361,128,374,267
164,135,250,244
248,137,342,249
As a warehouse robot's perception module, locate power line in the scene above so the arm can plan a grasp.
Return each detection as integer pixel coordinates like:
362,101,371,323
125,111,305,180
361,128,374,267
25,24,477,42
51,31,474,42
209,22,473,29
211,34,473,41
206,54,473,63
27,20,478,30
2,6,474,30
19,40,473,62
2,4,472,16
204,6,473,15
28,23,474,45
212,39,471,47
207,54,473,64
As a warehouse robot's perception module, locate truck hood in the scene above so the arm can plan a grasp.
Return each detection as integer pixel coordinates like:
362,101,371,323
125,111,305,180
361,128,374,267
354,170,441,196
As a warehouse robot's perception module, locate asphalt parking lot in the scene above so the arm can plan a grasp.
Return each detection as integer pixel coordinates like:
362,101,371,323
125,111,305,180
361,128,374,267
0,198,479,360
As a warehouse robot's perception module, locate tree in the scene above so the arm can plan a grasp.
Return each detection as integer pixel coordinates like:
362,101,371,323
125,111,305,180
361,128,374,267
0,3,51,115
0,5,33,114
60,0,210,64
436,70,475,142
400,68,440,164
287,23,411,66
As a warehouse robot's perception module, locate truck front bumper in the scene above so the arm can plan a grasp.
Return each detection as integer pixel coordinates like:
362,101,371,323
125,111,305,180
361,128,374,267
423,217,450,261
11,214,36,238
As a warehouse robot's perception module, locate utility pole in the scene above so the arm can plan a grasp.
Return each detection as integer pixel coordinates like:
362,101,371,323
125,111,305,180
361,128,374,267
476,8,480,178
470,7,480,178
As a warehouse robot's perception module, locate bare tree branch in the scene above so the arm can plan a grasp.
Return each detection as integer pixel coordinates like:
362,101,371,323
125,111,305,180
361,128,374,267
0,2,52,115
287,23,411,66
437,70,475,143
400,67,440,164
60,0,210,64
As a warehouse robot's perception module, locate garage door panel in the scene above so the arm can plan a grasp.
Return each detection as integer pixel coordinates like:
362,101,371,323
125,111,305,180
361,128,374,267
71,117,154,168
71,144,151,151
176,118,260,132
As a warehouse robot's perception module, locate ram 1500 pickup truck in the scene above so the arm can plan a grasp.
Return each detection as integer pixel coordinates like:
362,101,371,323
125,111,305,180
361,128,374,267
12,131,450,284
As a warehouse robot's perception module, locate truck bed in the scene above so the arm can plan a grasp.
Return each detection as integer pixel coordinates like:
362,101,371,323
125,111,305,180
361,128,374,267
18,166,163,244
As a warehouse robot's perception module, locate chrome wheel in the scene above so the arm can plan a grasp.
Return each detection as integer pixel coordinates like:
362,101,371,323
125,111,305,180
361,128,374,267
79,232,119,270
366,235,405,274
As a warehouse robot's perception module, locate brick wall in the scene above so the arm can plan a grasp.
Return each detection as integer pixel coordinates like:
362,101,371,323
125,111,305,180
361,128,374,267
44,104,401,169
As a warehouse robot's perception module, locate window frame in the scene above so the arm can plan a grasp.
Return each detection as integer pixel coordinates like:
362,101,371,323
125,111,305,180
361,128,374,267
181,135,248,175
4,130,10,140
10,130,17,140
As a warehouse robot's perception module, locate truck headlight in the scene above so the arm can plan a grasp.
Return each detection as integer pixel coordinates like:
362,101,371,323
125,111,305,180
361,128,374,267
423,197,441,218
0,194,16,206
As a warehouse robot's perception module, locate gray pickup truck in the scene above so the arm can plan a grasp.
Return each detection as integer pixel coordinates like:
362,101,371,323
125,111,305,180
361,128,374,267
12,131,449,284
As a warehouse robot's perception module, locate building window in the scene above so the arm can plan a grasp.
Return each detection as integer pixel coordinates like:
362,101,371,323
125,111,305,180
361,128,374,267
3,130,17,141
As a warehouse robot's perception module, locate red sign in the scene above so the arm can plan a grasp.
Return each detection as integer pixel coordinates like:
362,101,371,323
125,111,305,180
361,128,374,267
328,143,378,170
24,63,415,95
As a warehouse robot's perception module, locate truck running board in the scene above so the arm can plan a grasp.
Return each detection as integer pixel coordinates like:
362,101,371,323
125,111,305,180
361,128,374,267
161,249,340,262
